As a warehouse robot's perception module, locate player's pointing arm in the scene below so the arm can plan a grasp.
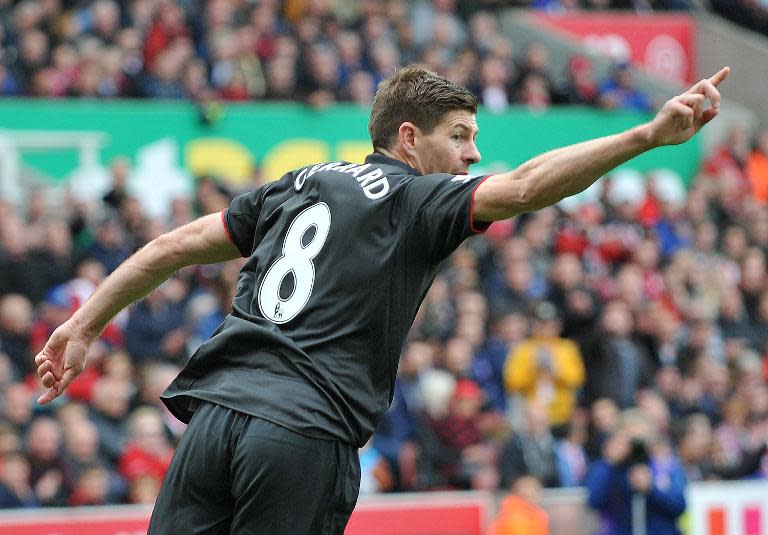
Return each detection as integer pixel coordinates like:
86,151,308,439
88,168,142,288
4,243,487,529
472,66,731,222
35,212,242,405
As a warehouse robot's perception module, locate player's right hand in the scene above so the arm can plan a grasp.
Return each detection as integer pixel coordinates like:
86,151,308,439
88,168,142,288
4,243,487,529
35,320,89,405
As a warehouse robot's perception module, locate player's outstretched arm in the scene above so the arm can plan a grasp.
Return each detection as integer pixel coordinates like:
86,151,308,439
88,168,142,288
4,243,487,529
35,212,241,404
473,67,730,222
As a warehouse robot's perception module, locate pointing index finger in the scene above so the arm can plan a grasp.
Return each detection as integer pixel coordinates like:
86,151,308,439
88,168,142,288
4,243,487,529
709,66,730,87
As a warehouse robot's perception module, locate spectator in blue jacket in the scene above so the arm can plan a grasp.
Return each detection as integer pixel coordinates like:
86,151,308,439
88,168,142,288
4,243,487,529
586,409,686,535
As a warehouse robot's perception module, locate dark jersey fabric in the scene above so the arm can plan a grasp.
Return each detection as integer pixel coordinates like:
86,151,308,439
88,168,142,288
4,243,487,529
161,153,490,447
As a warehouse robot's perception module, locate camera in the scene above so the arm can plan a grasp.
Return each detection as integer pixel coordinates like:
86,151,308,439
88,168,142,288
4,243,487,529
624,438,650,466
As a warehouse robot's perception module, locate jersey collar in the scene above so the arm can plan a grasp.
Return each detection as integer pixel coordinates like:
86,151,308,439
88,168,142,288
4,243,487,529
365,152,421,176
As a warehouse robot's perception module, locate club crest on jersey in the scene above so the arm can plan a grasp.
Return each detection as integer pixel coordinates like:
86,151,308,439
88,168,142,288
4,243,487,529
451,175,475,184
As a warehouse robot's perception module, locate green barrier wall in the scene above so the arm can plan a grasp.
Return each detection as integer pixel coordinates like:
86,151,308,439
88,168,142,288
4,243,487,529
0,99,701,185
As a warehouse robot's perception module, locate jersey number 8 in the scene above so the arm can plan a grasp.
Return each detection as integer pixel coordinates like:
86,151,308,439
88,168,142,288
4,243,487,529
258,202,331,324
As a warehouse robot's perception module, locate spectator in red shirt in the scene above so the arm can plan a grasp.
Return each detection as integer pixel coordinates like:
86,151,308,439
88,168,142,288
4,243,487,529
143,0,189,71
118,406,174,499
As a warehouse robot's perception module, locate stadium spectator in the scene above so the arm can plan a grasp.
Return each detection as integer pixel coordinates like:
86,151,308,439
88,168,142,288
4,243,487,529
0,295,33,378
68,464,113,506
747,131,768,203
373,340,434,491
504,300,585,428
598,62,653,112
1,383,34,436
61,415,124,501
580,299,656,409
560,54,598,105
25,417,69,506
586,410,687,535
124,280,188,364
118,407,173,498
555,414,589,487
674,412,715,482
499,400,560,488
358,439,395,495
143,0,189,71
0,216,57,302
415,374,499,490
0,451,39,509
79,215,131,274
471,310,529,413
29,286,76,358
478,55,512,113
486,474,550,535
87,376,133,464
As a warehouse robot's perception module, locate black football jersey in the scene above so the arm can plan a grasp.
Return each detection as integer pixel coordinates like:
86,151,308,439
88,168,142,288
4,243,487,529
161,153,490,447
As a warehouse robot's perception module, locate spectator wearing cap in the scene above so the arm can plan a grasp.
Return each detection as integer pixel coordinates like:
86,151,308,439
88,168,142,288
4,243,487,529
417,374,498,490
29,285,75,358
504,301,585,429
454,378,502,491
560,54,597,106
597,62,652,112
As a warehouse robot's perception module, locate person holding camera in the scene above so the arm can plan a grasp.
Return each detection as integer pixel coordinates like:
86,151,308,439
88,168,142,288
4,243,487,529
585,410,686,535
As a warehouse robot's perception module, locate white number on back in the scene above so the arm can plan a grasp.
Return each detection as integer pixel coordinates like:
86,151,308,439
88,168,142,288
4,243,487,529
258,202,331,324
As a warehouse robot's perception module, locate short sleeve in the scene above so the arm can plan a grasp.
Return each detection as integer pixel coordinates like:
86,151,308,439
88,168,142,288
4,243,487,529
403,173,492,260
223,186,269,257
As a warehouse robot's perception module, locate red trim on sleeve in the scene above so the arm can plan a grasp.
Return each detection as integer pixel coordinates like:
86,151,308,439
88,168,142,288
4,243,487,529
470,175,494,234
221,209,236,245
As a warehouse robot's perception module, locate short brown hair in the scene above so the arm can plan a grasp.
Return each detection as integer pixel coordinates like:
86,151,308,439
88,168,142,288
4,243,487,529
369,64,478,151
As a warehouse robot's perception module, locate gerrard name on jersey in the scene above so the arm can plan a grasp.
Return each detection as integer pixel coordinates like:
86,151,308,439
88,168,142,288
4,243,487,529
294,161,390,200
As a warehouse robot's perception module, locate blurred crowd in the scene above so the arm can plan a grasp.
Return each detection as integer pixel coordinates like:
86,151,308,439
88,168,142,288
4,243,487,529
710,0,768,38
0,0,767,530
0,0,662,112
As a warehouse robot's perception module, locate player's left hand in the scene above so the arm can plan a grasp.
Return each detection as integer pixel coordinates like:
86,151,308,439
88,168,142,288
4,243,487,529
648,66,730,147
34,320,89,404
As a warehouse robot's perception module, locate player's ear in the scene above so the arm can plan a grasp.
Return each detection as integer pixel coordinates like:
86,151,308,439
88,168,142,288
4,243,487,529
398,122,418,153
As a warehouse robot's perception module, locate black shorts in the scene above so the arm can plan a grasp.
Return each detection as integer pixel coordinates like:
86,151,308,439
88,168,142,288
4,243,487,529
148,401,361,535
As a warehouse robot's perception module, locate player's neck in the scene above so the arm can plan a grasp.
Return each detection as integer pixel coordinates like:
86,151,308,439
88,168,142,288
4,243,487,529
377,147,422,175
